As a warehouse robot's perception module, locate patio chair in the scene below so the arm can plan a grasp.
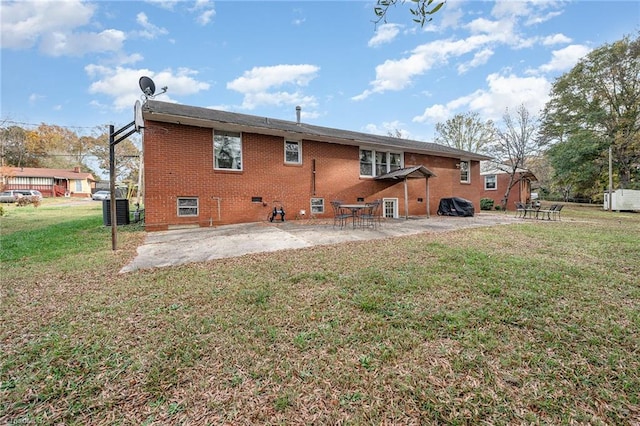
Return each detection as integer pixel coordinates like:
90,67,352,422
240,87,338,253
514,202,526,218
359,200,381,229
551,204,564,221
537,204,557,220
330,200,353,229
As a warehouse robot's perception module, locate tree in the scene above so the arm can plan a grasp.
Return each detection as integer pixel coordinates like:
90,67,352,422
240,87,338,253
90,126,141,182
540,33,640,193
374,0,445,27
0,125,29,167
434,112,496,154
490,105,540,209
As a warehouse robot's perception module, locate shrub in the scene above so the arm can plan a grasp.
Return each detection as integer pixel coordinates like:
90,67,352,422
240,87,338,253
480,198,495,211
16,196,41,208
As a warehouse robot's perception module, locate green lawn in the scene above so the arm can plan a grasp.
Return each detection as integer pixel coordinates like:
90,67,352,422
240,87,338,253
1,201,639,424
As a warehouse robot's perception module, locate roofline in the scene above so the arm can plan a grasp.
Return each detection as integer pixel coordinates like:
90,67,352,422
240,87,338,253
142,100,491,162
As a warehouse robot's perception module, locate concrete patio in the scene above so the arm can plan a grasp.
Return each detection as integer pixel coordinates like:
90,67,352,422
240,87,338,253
120,213,522,272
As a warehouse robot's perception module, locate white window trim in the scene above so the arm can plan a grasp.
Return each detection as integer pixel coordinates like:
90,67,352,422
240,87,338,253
284,140,302,164
213,130,243,171
360,148,404,177
459,160,470,183
177,197,199,217
310,197,324,214
484,174,497,190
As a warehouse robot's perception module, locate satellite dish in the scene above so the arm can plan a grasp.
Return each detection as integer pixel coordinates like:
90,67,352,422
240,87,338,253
139,76,156,97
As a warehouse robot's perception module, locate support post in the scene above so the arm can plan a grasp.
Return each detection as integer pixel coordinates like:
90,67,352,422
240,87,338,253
109,121,137,251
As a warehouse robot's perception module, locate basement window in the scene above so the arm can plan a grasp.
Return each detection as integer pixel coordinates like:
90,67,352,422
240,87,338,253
310,198,324,214
177,197,199,217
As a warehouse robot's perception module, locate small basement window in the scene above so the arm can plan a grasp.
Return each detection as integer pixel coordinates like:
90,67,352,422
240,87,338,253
251,196,263,203
177,197,199,217
310,198,324,214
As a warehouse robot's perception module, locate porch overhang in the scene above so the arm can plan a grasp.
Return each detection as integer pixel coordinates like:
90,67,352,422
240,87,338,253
375,165,436,219
375,165,437,180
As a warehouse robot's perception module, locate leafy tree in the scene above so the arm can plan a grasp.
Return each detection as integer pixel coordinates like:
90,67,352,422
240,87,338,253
489,104,540,209
541,33,640,193
0,125,30,167
90,126,141,183
434,112,496,154
546,131,605,200
374,0,445,26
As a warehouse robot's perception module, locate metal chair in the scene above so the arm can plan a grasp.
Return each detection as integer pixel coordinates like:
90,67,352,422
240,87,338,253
359,200,381,229
330,200,353,229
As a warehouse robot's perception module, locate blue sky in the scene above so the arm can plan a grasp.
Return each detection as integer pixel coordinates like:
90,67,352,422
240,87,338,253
1,0,639,143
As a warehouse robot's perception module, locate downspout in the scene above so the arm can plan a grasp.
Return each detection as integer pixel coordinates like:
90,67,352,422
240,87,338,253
426,177,430,218
404,177,409,219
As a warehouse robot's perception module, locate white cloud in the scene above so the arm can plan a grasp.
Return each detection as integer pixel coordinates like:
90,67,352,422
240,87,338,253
354,33,509,100
0,0,94,49
538,44,591,73
363,121,412,139
190,0,215,25
40,29,125,57
135,12,168,39
0,0,127,56
413,73,552,123
413,104,451,124
542,33,572,45
227,64,320,110
457,48,493,74
86,65,210,111
368,23,402,47
29,93,45,105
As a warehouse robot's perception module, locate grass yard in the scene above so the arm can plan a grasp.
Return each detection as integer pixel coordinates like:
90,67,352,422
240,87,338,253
1,201,639,424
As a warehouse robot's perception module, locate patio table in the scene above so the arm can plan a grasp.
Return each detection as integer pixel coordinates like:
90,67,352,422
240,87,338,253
339,204,368,228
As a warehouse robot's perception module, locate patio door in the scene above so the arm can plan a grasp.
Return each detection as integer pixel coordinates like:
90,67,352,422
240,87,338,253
382,198,398,218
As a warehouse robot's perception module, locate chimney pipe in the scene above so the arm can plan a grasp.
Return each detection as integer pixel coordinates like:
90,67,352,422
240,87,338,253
296,106,301,124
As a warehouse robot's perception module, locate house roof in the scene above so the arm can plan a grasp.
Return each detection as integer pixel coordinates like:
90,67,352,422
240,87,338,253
376,165,436,180
142,100,491,162
480,161,537,181
5,167,96,181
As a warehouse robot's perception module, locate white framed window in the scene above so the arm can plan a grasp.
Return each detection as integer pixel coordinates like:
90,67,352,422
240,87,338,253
214,130,242,170
360,149,403,177
285,140,301,164
177,197,199,217
310,198,324,214
459,160,470,183
484,174,497,190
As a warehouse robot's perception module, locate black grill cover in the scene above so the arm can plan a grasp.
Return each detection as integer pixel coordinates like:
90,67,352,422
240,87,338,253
437,197,475,217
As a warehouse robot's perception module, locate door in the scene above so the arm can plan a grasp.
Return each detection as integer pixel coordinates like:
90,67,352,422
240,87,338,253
382,198,398,218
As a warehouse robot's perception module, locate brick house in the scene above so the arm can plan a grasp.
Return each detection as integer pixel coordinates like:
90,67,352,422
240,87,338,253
141,100,491,231
1,166,96,198
479,161,537,209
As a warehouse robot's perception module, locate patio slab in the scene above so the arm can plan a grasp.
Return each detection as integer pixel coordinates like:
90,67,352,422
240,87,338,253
120,213,521,273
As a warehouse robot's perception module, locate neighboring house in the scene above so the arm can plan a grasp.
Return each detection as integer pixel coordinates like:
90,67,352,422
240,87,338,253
1,166,96,198
141,100,491,231
479,161,537,209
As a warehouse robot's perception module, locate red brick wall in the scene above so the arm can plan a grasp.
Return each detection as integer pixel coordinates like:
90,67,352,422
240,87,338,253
479,173,531,211
143,121,485,230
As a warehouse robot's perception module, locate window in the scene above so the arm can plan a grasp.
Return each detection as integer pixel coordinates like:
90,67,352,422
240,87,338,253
360,149,373,176
484,174,497,190
214,130,242,170
375,151,388,176
285,140,301,164
360,149,403,177
310,198,324,214
75,180,82,192
459,160,470,183
177,197,199,217
390,153,402,171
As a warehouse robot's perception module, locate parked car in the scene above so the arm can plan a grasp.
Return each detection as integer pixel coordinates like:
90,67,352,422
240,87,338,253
0,189,43,203
92,190,110,201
